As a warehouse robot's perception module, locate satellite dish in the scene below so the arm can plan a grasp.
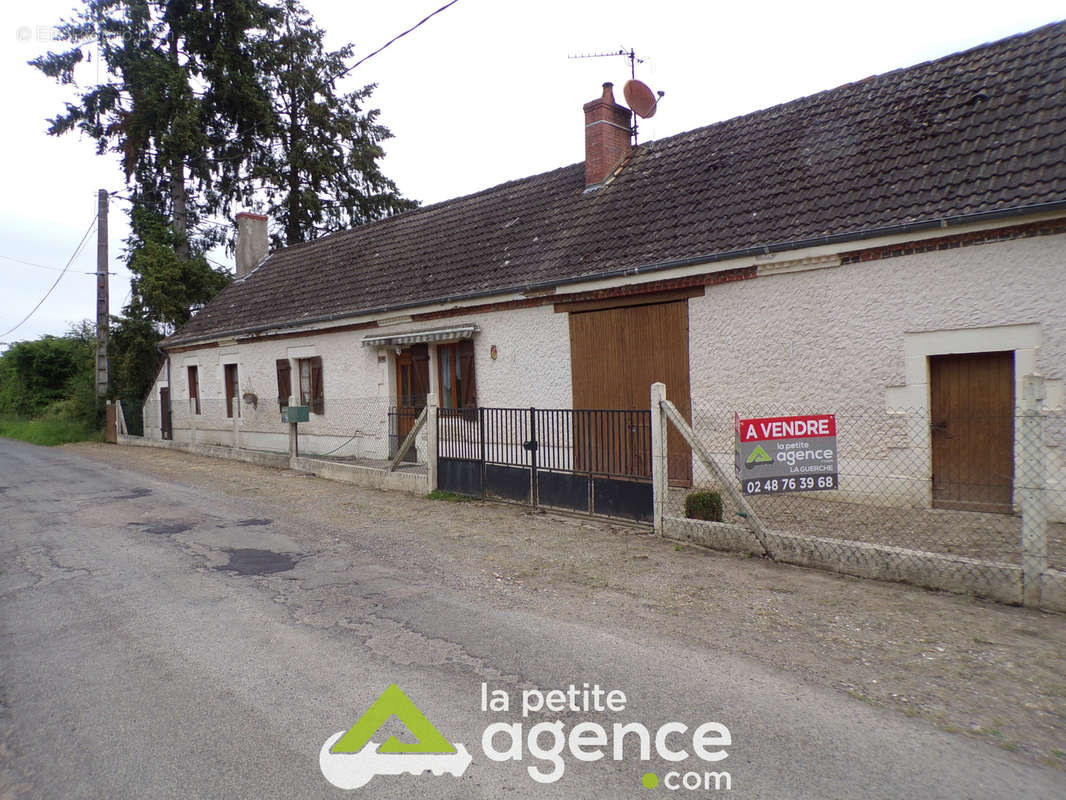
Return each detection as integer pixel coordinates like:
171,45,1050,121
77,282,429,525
624,79,659,119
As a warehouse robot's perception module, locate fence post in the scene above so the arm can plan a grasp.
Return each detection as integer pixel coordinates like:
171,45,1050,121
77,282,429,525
650,382,667,534
232,396,241,450
115,398,128,437
426,393,439,492
1020,374,1047,608
287,394,298,459
529,407,538,508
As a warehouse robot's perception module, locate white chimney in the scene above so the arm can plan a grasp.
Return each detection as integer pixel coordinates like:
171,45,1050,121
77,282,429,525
235,212,269,279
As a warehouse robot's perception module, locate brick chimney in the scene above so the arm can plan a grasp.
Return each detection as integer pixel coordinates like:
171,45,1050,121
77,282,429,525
235,212,269,279
583,82,632,189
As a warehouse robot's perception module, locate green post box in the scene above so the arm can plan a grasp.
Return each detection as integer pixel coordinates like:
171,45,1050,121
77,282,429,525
281,405,309,424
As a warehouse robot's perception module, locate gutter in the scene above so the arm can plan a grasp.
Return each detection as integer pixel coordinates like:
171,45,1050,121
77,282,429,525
162,200,1066,350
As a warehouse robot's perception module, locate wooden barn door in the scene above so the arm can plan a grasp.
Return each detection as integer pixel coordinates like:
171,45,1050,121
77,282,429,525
930,351,1014,513
569,300,692,484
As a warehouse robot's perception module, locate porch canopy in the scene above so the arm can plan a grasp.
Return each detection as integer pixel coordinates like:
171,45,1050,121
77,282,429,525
360,324,479,348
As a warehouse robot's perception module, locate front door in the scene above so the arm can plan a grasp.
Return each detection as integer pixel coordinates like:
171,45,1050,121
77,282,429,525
930,351,1014,513
393,344,430,460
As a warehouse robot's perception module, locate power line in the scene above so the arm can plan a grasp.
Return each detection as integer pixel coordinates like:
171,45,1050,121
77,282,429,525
335,0,461,79
0,216,98,339
0,253,113,276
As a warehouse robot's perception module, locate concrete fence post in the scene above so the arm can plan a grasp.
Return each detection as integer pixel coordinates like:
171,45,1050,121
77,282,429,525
427,393,439,492
650,382,668,534
232,396,241,450
1020,374,1047,608
288,394,298,460
115,398,128,437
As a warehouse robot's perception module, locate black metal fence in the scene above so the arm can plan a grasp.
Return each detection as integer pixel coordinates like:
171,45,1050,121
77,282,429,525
437,407,653,522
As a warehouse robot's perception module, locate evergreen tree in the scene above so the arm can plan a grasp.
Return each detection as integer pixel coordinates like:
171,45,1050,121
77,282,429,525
31,0,415,403
248,0,416,247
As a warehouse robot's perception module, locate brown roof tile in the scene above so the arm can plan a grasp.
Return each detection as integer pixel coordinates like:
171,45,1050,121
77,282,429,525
167,21,1066,345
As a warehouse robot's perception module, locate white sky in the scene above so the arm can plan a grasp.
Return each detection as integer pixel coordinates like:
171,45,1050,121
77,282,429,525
1,0,1063,349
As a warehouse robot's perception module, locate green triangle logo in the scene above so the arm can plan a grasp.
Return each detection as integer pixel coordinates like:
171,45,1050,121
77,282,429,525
745,445,773,468
330,684,457,755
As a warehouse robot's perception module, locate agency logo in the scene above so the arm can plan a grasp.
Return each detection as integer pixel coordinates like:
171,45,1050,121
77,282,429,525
319,684,472,790
744,445,773,469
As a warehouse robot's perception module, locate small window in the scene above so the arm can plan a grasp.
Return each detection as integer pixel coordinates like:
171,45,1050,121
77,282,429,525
224,363,240,418
297,356,324,414
276,359,292,409
187,365,200,415
437,341,476,410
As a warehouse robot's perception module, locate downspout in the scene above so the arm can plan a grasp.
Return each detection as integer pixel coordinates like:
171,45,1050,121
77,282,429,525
157,343,172,440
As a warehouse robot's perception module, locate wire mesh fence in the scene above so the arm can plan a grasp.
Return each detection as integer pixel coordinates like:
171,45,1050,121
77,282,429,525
159,396,428,465
666,401,1066,573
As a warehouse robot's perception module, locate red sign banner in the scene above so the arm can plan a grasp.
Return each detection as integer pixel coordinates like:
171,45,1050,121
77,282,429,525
736,414,836,442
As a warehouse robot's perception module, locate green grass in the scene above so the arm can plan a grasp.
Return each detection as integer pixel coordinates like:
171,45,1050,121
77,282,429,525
426,489,476,502
0,416,104,446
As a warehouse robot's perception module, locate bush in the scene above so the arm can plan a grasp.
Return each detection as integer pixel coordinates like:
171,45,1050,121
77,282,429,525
685,490,723,522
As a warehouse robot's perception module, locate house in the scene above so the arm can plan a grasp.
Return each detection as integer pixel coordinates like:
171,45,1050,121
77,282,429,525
145,22,1066,518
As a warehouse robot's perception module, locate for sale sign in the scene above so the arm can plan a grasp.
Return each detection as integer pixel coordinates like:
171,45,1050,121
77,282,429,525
734,414,838,495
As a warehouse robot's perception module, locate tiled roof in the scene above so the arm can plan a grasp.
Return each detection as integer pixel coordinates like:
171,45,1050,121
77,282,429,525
167,21,1066,346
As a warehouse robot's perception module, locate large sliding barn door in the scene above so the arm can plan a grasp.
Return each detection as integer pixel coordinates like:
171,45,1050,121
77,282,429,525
569,300,692,484
930,351,1014,513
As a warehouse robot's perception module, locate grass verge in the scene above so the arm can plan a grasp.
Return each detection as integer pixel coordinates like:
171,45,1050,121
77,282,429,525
0,416,104,446
426,489,476,502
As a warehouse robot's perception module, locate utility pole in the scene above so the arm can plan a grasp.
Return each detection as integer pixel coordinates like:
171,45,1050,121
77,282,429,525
96,189,109,399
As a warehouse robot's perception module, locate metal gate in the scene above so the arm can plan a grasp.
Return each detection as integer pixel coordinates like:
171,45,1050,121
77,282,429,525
437,407,653,522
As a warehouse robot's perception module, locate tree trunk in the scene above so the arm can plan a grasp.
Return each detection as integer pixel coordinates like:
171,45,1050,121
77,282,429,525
169,31,189,261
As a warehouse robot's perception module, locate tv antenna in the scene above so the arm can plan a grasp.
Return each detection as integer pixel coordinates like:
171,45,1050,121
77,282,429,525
568,46,644,79
568,47,664,144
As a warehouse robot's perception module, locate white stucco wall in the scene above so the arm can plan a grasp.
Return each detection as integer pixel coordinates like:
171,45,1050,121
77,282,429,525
686,233,1066,513
151,302,573,458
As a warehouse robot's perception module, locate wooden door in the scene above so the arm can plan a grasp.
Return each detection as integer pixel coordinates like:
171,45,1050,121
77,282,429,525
159,387,172,440
930,351,1014,513
394,345,430,458
569,301,692,484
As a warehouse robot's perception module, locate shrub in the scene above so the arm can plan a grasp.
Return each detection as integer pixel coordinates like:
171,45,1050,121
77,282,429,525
685,490,723,522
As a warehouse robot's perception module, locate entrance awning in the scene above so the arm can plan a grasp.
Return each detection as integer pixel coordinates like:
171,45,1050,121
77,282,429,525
360,324,479,348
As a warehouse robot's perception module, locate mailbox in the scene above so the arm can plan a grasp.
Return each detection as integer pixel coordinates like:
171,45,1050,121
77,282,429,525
281,405,309,423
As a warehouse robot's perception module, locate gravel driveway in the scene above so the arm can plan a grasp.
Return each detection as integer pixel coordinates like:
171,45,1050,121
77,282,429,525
67,442,1066,769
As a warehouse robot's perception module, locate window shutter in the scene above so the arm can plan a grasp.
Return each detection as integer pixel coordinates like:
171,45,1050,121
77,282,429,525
276,359,291,408
410,344,430,406
310,356,325,414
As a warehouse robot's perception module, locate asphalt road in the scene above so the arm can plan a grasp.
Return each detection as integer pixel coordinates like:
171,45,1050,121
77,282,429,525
1,439,1062,799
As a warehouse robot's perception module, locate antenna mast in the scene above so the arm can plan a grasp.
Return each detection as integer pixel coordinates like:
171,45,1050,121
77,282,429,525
568,47,659,144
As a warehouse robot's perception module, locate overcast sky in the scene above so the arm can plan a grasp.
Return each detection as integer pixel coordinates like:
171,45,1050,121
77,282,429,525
1,0,1063,349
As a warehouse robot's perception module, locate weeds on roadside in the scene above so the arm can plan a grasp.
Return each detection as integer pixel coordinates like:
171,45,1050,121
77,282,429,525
0,415,104,446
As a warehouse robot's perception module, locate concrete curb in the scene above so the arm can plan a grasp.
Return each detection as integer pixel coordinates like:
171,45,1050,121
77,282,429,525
116,436,428,496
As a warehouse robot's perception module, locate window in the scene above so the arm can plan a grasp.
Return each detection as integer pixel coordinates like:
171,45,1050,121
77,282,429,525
187,365,200,415
224,363,240,418
276,359,292,409
437,340,476,409
297,356,325,414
